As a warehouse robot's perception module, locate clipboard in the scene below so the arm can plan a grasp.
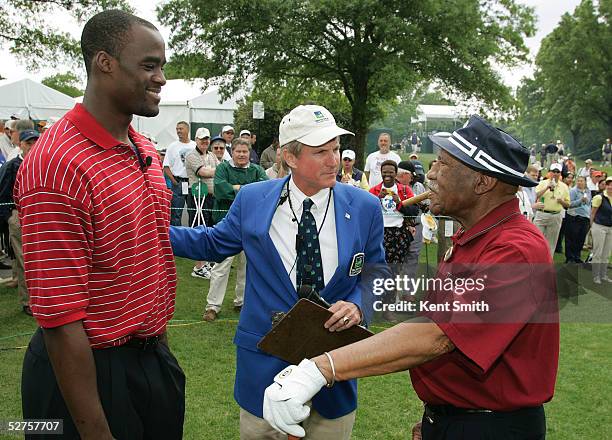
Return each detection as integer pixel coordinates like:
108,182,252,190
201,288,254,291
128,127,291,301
257,299,373,365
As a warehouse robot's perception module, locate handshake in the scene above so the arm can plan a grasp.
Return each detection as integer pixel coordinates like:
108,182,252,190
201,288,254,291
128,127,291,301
263,359,328,437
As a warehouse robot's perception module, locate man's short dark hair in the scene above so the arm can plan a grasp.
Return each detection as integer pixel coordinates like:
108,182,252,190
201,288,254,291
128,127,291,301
380,160,398,172
81,9,158,76
177,121,189,128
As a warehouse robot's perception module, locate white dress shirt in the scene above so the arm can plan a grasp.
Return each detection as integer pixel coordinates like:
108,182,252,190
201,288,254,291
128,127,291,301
269,178,338,291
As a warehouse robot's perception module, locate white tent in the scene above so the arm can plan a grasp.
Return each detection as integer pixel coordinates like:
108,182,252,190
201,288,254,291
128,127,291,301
132,79,246,148
0,78,76,120
411,105,465,124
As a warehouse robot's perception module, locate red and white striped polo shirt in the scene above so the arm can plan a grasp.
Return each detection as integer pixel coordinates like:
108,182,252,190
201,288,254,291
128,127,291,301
15,104,177,348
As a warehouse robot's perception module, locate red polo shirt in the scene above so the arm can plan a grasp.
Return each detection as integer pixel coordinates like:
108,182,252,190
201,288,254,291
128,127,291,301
15,104,177,348
410,198,559,411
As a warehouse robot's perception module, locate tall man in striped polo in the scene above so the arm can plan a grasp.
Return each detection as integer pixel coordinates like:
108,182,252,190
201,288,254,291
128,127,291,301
16,10,185,440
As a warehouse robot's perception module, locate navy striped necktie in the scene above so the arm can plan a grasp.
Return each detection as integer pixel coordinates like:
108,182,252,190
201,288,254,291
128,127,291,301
296,198,325,292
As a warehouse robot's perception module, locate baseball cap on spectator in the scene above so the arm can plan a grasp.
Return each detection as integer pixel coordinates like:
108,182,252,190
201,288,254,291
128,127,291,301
398,160,415,173
239,129,251,137
195,127,211,139
585,159,592,163
279,104,353,147
606,176,612,183
19,129,40,142
221,125,234,134
411,160,425,176
210,136,225,145
409,153,419,160
549,163,562,172
342,149,356,160
592,170,603,177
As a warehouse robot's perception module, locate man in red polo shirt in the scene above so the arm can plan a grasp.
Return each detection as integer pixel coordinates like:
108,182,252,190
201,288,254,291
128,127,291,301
16,10,184,440
263,115,559,439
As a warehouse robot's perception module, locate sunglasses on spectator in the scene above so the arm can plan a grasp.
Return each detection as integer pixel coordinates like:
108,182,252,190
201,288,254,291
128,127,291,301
213,146,225,150
343,158,353,161
551,170,561,173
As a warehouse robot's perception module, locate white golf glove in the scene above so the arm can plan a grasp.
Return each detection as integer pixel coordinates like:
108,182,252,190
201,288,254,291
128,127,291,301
263,359,327,437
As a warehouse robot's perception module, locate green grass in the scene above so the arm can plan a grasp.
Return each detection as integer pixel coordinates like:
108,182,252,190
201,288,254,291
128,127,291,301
1,252,611,439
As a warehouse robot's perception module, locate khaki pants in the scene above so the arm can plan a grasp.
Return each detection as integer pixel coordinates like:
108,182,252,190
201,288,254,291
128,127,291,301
534,211,563,255
8,209,27,306
205,251,246,313
239,407,355,440
591,223,612,280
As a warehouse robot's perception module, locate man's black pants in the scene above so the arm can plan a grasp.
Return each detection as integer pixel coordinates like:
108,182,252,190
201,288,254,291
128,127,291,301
421,404,546,440
22,328,185,440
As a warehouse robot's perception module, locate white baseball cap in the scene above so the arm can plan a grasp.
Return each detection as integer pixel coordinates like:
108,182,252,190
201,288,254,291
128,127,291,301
195,127,210,139
221,125,234,133
342,149,355,160
550,163,562,172
279,105,353,147
239,129,251,137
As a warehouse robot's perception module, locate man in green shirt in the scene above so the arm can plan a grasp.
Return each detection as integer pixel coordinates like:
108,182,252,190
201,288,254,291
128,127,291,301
533,163,570,255
204,138,268,321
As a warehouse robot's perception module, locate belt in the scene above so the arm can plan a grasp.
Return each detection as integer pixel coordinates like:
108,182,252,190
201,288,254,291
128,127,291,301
174,176,189,181
122,335,160,350
542,210,561,214
423,404,541,424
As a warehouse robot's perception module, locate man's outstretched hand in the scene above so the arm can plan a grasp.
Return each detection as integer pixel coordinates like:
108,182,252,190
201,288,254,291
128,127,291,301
263,359,327,437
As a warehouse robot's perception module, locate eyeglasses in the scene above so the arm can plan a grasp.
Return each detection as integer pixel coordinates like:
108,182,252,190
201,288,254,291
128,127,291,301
212,146,225,150
551,170,561,173
342,158,353,161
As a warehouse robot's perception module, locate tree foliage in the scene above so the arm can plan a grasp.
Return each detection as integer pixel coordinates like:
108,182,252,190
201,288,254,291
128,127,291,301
374,85,454,137
515,0,611,157
233,77,354,157
0,0,131,71
42,72,83,97
159,0,535,161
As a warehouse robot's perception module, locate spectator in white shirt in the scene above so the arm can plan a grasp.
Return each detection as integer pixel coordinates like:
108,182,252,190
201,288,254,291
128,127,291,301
364,132,401,187
163,121,196,225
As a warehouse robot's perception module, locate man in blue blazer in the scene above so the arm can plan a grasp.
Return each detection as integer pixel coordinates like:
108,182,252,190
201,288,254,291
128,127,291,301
170,104,388,439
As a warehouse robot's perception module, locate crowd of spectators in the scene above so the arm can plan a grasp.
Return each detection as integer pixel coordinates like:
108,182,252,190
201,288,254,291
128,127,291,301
0,115,610,319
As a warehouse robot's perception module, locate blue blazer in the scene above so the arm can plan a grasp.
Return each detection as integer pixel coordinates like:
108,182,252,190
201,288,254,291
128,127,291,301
170,177,388,419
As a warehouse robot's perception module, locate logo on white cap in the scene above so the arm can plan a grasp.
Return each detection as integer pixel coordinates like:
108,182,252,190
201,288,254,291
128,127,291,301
279,105,353,147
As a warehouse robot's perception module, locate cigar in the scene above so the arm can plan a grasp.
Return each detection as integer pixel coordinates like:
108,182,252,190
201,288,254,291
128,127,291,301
401,191,431,207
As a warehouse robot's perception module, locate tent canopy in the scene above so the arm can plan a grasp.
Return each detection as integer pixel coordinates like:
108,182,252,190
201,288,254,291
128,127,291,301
412,105,465,123
0,78,75,120
132,79,246,147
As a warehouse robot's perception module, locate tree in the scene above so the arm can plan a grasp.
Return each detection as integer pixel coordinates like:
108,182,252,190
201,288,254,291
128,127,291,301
158,0,535,162
42,72,83,97
0,0,131,71
374,85,454,137
524,0,611,156
232,76,354,157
